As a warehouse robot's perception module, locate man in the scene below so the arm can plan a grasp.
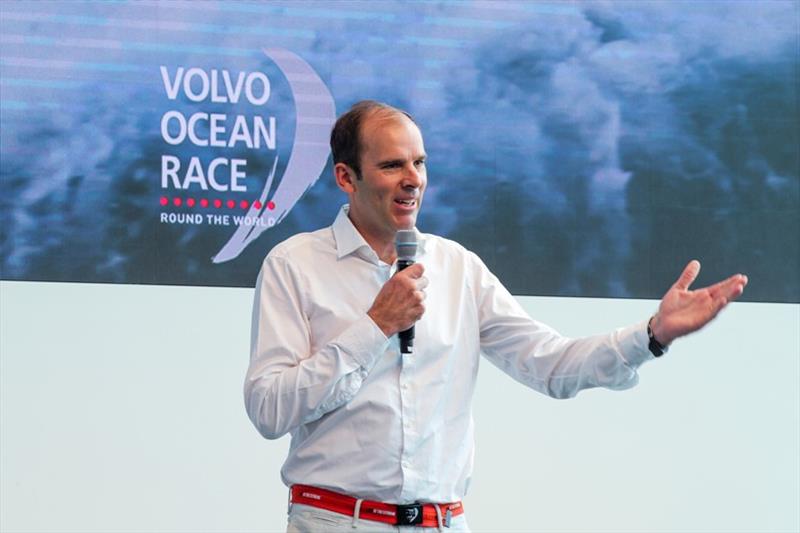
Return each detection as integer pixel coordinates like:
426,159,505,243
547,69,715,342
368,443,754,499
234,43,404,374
244,101,747,532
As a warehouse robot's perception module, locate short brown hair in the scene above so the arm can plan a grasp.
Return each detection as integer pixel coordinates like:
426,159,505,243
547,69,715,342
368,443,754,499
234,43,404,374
330,100,415,179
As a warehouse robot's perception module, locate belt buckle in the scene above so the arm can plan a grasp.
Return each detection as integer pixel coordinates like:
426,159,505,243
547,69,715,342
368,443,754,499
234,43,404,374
396,503,423,526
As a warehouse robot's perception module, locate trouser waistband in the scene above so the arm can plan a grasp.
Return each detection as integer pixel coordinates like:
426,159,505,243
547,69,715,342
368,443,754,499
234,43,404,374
290,484,464,528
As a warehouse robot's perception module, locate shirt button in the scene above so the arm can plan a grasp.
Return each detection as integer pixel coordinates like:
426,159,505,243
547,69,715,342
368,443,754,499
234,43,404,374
402,460,410,468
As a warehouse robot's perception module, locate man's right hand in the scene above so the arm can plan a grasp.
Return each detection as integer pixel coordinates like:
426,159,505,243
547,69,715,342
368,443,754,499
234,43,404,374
367,263,428,337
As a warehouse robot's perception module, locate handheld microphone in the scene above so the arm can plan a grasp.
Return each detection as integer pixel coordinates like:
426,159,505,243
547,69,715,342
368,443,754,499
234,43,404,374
395,229,418,354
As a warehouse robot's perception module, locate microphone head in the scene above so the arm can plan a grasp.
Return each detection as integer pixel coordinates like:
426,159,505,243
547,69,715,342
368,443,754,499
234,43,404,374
395,229,418,261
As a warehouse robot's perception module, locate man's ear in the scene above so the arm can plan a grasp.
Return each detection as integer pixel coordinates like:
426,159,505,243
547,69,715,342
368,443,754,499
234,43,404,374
334,163,358,193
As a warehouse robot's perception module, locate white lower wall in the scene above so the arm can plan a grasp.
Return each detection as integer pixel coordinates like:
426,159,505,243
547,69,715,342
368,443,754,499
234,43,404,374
1,281,798,532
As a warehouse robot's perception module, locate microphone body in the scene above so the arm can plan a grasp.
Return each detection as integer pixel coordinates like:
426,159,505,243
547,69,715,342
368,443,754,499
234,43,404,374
395,230,418,354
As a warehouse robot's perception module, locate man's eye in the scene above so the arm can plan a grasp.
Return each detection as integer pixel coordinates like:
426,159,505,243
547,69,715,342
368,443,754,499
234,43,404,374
415,160,426,167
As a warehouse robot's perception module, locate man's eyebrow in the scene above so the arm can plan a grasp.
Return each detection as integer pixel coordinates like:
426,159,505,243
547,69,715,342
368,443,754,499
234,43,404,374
374,153,426,167
376,158,404,166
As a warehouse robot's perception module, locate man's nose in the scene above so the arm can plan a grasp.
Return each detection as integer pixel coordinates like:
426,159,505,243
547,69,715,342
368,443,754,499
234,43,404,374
402,163,423,188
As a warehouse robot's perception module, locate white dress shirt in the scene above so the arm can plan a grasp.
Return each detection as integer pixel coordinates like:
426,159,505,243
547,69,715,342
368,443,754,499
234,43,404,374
245,205,653,504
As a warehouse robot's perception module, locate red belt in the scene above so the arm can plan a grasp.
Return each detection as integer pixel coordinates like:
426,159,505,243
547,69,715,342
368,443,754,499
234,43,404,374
290,484,464,528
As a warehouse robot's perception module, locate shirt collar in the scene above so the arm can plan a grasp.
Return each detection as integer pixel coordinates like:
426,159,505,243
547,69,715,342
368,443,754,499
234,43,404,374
332,204,427,262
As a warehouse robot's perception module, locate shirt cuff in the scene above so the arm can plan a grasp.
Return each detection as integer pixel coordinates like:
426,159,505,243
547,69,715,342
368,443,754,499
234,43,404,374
336,314,391,370
615,318,655,367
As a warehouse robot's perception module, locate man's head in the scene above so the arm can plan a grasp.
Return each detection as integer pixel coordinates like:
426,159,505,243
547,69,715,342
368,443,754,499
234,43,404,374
330,100,417,180
331,101,427,255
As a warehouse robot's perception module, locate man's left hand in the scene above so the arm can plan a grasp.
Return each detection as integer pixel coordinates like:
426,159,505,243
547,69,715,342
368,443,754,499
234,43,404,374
650,260,748,346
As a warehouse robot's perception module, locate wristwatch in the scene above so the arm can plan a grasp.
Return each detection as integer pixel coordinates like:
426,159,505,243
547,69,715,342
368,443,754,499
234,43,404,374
647,316,669,357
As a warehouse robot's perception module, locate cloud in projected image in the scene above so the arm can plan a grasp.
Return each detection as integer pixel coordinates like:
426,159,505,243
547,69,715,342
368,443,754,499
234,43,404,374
0,1,796,301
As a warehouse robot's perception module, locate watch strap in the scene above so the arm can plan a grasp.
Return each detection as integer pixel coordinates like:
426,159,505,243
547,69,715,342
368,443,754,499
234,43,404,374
647,316,668,357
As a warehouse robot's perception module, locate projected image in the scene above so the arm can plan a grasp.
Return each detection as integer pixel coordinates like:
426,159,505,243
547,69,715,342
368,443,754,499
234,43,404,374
0,1,797,302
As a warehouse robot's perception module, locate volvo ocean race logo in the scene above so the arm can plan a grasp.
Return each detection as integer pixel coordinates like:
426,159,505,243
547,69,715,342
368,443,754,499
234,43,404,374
157,48,335,263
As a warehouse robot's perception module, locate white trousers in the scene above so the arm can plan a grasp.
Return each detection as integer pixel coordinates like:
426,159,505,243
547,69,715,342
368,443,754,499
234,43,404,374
287,503,471,533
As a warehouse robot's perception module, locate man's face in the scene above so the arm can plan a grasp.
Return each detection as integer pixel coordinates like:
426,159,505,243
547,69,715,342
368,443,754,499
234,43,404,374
339,112,427,248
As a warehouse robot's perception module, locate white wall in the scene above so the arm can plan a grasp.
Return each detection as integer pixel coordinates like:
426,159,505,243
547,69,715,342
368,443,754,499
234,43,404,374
1,280,798,532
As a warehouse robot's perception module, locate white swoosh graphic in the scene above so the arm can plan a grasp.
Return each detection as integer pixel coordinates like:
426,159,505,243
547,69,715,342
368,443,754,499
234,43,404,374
212,48,335,263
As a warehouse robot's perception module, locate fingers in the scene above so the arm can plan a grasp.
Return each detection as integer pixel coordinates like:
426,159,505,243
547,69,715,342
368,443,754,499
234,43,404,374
734,274,748,298
674,259,701,291
657,266,747,344
397,264,428,291
411,274,428,304
707,273,748,301
401,263,425,279
367,264,428,337
695,273,747,331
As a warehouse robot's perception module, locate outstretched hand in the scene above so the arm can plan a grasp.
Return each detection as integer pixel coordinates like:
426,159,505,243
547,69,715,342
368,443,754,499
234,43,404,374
650,260,748,346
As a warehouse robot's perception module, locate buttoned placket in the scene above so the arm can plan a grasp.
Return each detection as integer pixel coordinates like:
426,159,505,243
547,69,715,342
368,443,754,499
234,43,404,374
399,342,417,502
361,236,426,504
385,260,420,504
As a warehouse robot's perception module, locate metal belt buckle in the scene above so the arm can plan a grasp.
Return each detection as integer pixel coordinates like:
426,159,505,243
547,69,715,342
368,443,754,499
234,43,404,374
396,503,424,526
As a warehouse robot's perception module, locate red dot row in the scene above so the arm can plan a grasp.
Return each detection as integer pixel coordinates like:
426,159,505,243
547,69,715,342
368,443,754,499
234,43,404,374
159,197,276,210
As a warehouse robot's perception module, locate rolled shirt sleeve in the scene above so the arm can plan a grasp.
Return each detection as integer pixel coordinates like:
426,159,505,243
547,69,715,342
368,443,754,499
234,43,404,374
471,251,654,399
